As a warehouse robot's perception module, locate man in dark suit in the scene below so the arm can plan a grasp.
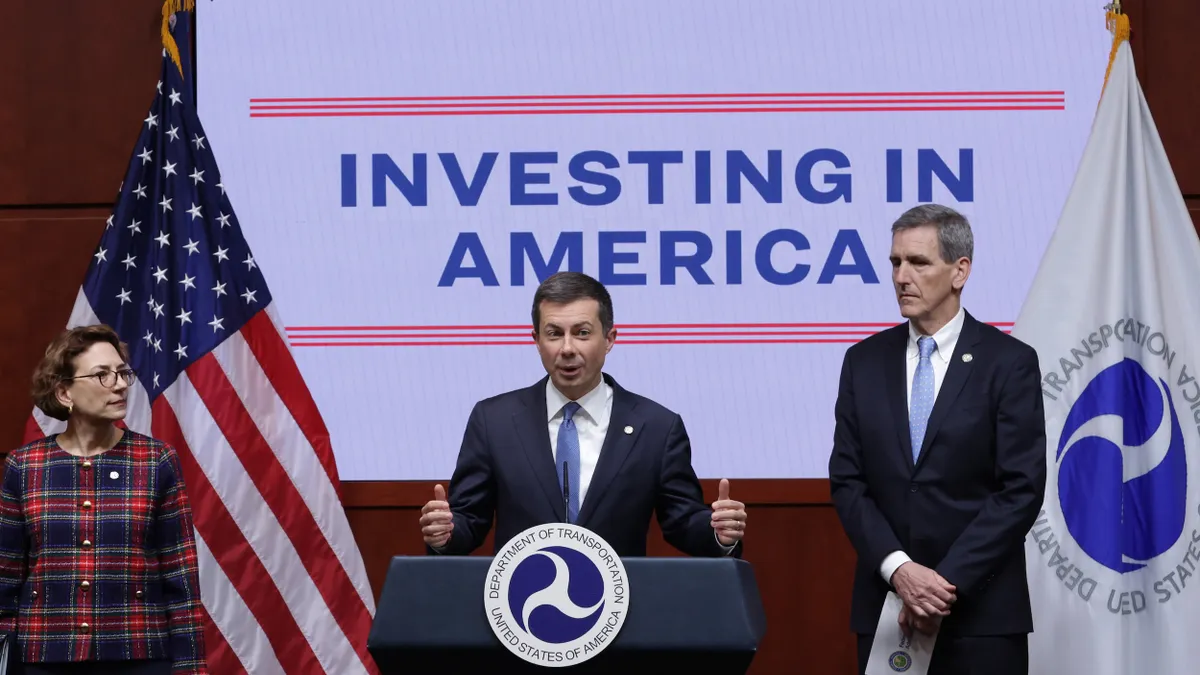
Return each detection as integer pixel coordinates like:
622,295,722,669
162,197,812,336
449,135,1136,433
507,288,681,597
829,204,1047,675
419,271,747,558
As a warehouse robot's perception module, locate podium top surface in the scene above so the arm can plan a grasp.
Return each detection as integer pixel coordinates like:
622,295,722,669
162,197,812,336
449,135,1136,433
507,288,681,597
369,556,766,653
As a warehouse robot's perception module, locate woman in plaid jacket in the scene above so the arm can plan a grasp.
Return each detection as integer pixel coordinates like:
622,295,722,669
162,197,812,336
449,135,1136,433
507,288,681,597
0,325,206,675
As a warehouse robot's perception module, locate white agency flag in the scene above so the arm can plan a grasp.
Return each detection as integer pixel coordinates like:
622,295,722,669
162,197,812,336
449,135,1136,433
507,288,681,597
1013,18,1200,675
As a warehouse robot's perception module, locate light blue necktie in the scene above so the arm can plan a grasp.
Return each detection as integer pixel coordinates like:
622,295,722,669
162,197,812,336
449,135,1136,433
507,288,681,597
909,336,937,462
556,402,582,522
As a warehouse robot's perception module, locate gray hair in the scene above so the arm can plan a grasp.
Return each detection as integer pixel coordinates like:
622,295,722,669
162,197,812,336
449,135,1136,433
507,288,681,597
891,204,974,263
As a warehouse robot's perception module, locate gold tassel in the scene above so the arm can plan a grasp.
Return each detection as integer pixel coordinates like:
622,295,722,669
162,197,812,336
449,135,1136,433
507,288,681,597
161,0,196,79
1101,8,1131,96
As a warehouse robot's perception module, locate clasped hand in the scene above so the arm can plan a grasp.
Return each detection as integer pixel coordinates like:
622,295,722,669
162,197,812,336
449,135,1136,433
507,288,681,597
892,562,956,637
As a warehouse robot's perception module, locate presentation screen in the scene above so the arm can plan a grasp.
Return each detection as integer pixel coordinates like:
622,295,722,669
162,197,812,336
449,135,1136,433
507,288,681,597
197,1,1107,480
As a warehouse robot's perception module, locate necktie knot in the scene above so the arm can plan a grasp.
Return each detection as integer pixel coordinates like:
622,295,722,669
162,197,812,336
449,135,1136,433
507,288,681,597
562,401,581,421
917,336,937,359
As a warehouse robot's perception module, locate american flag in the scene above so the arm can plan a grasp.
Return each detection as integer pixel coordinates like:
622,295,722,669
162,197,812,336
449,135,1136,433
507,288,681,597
22,12,379,675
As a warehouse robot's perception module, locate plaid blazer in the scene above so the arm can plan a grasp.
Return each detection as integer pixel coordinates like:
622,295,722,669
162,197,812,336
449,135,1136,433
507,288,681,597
0,430,206,674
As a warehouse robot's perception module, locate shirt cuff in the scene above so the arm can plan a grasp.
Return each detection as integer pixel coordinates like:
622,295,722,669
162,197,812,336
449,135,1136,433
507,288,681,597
715,531,737,556
880,550,912,584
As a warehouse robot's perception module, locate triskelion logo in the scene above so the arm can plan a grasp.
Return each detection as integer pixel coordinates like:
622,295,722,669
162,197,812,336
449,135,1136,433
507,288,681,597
1058,358,1187,573
1033,318,1200,616
484,524,628,667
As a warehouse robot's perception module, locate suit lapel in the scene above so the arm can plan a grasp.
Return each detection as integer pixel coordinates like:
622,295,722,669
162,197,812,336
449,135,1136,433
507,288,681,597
577,376,641,527
914,313,982,470
512,379,567,521
885,325,916,470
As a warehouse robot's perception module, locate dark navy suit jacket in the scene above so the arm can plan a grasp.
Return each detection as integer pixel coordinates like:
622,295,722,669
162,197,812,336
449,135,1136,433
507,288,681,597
829,312,1047,636
437,373,737,558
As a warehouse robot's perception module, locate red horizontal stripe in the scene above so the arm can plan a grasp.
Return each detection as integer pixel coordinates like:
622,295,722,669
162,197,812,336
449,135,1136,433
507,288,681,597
292,333,532,340
185,355,379,674
151,397,323,675
286,322,1014,331
290,324,529,331
252,105,1064,118
250,97,1064,111
290,337,1007,347
291,338,865,346
292,340,555,346
250,90,1065,103
288,329,883,340
290,330,1013,346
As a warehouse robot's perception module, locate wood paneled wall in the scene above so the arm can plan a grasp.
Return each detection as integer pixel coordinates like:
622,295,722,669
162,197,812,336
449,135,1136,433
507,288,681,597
343,480,859,672
1,2,1196,673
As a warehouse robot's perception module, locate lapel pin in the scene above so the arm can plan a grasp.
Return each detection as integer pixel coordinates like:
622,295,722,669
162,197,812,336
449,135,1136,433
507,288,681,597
962,353,973,363
624,425,633,435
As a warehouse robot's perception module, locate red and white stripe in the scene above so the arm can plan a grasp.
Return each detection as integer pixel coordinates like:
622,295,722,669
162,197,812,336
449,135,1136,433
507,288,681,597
249,90,1066,118
286,322,1016,347
25,290,379,675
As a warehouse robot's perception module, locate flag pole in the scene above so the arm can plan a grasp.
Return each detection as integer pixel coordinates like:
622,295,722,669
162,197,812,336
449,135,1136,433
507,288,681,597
161,0,196,80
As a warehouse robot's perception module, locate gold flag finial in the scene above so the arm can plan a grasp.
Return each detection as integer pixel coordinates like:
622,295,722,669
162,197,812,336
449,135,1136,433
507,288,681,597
161,0,196,79
1102,3,1131,95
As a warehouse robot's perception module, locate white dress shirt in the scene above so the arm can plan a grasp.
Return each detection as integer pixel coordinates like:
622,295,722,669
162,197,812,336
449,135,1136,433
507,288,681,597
434,377,733,554
547,378,612,505
548,377,734,554
880,306,966,583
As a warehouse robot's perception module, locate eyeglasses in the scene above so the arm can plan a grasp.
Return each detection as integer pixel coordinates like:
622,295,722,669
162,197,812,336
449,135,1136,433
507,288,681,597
65,369,136,389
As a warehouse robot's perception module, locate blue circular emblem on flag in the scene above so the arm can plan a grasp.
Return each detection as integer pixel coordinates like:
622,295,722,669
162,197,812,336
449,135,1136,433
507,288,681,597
1057,358,1187,572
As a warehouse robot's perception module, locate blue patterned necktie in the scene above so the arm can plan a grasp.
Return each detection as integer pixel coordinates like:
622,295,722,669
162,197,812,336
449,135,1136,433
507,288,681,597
556,402,582,522
909,336,937,462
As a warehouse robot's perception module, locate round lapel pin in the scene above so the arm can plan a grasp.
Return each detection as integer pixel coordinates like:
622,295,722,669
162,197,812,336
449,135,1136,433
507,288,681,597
962,353,973,363
624,425,633,435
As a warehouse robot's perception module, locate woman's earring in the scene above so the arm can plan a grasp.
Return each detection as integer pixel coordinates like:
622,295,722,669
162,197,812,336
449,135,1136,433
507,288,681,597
67,402,73,415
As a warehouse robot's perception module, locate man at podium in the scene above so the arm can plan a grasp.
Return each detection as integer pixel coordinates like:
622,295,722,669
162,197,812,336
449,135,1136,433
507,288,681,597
418,271,747,558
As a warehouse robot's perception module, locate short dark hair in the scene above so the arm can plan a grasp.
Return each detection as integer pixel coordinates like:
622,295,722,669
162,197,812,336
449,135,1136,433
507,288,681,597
31,324,130,421
531,272,614,333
